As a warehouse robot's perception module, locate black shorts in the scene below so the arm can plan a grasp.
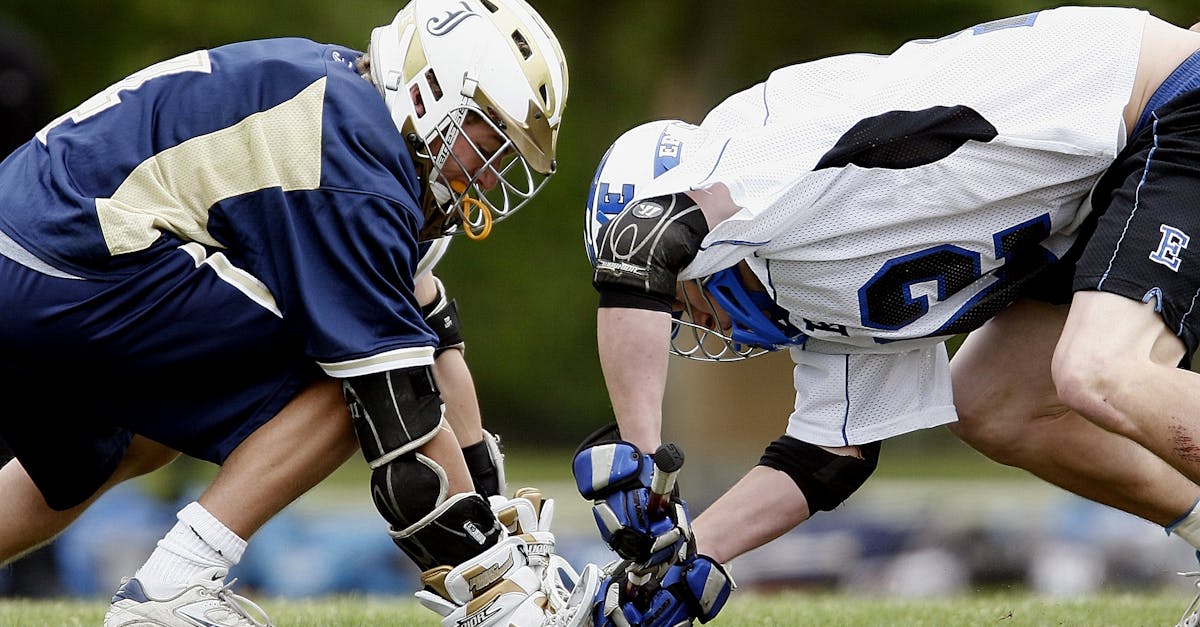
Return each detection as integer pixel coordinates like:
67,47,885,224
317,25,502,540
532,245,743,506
0,248,322,511
1027,53,1200,357
1075,62,1200,355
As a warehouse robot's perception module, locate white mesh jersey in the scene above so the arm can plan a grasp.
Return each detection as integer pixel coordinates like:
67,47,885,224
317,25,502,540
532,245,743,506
627,6,1149,445
639,6,1147,355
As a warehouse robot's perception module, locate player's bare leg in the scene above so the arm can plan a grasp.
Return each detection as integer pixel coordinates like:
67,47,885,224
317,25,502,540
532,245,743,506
954,298,1200,627
106,378,359,626
0,436,178,564
199,377,361,538
951,298,1200,525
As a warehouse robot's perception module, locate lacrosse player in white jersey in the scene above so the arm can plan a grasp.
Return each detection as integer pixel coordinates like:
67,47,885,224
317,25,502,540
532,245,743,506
0,1,598,626
577,7,1200,625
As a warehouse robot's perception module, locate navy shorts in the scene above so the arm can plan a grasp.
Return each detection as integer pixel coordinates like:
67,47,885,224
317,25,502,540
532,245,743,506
1072,52,1200,355
0,243,322,510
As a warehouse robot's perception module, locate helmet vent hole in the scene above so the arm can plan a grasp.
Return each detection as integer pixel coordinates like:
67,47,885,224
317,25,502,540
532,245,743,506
480,0,498,12
511,31,532,60
538,84,548,106
425,69,444,101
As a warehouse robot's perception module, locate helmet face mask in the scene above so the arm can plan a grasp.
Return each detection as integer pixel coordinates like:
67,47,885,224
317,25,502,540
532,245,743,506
671,275,765,362
370,0,568,240
416,106,540,240
672,266,807,362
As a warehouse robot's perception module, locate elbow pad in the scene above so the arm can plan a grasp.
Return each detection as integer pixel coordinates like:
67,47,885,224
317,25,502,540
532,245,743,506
592,193,709,311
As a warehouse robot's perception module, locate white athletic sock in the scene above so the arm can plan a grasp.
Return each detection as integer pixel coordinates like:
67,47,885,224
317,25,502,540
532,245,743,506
1167,497,1200,553
132,501,248,599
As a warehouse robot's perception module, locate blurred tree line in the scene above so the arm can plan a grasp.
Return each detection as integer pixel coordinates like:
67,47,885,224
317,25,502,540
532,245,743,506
2,0,1196,446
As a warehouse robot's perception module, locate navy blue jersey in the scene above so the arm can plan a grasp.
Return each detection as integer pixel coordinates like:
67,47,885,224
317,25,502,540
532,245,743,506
0,38,438,375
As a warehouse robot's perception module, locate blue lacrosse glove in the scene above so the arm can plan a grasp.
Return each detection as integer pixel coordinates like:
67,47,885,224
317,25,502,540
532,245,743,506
573,441,692,567
593,554,734,627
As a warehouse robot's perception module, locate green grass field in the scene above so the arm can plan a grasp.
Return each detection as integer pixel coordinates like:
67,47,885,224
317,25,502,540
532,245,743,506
0,589,1188,626
7,434,1190,625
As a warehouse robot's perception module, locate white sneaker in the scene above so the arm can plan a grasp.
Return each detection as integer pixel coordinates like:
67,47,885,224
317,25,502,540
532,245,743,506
103,566,273,627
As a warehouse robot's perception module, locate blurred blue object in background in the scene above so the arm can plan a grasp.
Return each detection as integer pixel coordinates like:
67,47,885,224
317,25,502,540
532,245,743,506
237,507,417,596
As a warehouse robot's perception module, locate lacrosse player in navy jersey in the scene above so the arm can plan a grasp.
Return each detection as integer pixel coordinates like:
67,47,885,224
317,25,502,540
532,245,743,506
0,1,597,626
575,8,1200,626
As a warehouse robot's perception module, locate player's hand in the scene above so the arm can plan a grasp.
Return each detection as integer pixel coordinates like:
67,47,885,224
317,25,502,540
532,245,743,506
593,555,734,627
573,441,693,567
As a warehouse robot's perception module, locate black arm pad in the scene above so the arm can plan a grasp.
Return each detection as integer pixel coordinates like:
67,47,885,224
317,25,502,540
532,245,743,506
420,279,465,356
592,193,710,310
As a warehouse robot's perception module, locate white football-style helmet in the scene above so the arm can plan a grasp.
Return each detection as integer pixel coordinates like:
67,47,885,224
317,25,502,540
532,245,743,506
370,0,569,240
585,119,807,361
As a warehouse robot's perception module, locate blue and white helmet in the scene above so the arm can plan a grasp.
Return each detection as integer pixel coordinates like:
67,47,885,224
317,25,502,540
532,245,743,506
584,119,694,266
584,120,806,361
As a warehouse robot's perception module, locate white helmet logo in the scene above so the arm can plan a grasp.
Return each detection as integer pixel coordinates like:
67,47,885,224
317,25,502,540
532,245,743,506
428,2,480,36
631,200,665,219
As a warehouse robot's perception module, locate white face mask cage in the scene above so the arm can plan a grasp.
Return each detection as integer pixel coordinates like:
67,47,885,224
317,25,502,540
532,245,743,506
420,104,550,240
670,278,771,362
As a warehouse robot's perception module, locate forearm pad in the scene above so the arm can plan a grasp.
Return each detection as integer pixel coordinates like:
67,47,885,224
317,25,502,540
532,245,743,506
462,430,506,497
421,277,465,356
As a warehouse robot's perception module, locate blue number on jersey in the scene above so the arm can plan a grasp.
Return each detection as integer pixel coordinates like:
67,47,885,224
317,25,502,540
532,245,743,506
858,214,1054,336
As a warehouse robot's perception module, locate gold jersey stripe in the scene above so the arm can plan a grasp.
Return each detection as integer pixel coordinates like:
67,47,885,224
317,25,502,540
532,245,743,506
97,77,327,255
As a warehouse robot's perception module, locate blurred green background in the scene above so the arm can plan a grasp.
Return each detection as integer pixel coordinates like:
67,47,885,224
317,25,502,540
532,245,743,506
3,0,1197,447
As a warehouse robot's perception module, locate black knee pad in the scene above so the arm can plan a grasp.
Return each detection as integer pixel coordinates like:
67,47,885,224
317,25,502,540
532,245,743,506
343,366,443,468
371,452,448,530
372,452,503,571
758,436,881,512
